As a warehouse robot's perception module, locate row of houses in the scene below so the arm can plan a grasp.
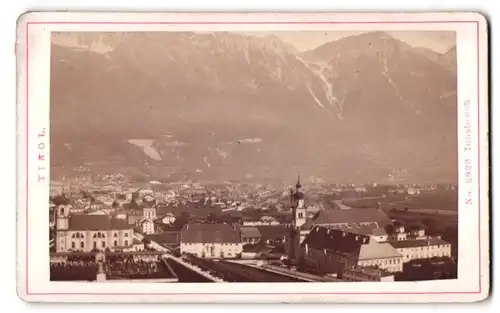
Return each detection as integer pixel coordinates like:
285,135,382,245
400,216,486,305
299,225,451,275
283,178,453,281
52,205,452,283
53,203,266,254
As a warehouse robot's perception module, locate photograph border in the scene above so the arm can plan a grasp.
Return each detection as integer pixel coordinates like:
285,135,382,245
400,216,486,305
17,13,489,301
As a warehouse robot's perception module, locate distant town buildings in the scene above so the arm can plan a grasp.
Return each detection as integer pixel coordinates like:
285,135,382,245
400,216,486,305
139,218,155,234
242,216,280,226
143,207,157,220
159,212,176,225
49,175,457,283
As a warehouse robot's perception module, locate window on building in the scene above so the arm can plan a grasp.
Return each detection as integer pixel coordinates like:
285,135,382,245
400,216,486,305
114,240,118,247
298,212,304,218
93,241,97,249
124,240,128,246
124,233,129,237
114,233,118,237
80,242,84,249
102,241,106,248
71,242,76,249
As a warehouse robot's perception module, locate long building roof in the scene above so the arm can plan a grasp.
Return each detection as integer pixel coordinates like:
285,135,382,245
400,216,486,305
300,207,393,230
181,223,241,244
64,214,131,231
302,226,402,261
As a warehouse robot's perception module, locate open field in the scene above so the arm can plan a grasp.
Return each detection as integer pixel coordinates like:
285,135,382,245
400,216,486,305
343,189,458,212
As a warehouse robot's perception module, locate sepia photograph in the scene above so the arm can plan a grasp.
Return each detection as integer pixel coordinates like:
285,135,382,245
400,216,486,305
49,29,459,284
16,12,489,303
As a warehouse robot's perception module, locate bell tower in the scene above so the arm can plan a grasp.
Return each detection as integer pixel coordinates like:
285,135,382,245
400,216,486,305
291,175,307,228
55,205,71,252
287,175,308,264
56,205,70,230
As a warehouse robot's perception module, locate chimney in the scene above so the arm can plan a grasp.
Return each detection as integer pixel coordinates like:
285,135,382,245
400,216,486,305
376,202,381,210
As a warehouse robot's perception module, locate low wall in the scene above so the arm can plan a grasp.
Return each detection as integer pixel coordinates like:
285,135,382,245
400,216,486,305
162,254,224,282
262,264,341,282
241,252,259,259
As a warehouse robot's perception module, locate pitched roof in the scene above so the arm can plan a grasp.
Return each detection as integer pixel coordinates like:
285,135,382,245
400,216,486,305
372,227,388,236
240,226,262,238
145,231,180,245
357,242,402,260
302,226,401,260
127,215,144,224
303,226,366,259
139,218,154,225
68,214,131,231
300,208,392,230
181,223,241,244
328,223,379,235
387,238,451,249
256,225,290,240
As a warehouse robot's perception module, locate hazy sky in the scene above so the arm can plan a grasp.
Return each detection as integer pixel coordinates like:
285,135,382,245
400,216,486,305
246,31,456,53
53,31,456,55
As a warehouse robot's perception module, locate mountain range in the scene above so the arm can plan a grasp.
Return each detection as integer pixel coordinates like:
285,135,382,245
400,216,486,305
50,31,458,183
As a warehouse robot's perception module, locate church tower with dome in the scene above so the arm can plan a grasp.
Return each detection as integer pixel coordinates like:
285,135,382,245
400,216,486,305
291,175,307,228
286,175,308,265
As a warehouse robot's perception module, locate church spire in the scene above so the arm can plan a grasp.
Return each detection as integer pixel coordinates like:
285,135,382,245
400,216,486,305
296,174,302,189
